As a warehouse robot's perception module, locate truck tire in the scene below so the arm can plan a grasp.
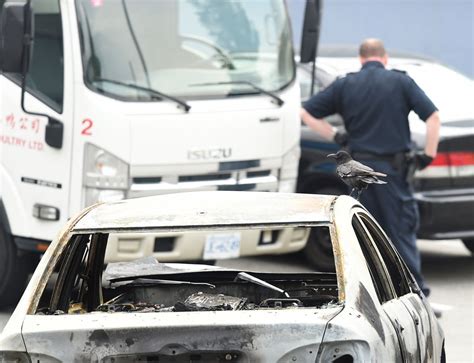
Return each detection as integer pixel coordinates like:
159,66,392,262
0,232,34,308
301,186,346,272
461,239,474,254
303,226,336,272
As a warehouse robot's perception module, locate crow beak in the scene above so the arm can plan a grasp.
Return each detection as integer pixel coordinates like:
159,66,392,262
327,153,337,159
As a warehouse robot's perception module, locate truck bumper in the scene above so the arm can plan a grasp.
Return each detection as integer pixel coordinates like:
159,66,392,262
104,227,309,263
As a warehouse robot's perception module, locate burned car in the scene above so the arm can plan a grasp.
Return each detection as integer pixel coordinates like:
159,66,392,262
0,192,444,362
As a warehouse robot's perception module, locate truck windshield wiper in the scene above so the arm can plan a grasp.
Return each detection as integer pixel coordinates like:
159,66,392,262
93,78,191,112
192,81,284,106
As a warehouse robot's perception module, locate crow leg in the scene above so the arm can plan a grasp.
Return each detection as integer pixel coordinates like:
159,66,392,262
349,188,356,198
356,189,363,200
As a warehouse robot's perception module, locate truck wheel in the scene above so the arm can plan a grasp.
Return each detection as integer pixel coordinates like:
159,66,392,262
461,239,474,254
0,233,34,308
302,186,345,272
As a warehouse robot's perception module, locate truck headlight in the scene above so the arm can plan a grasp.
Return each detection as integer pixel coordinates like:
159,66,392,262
83,143,129,206
279,144,300,193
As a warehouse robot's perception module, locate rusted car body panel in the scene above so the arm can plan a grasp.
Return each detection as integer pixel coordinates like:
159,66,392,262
0,192,444,362
73,191,334,232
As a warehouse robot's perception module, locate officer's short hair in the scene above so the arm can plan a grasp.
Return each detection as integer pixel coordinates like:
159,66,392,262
359,39,386,58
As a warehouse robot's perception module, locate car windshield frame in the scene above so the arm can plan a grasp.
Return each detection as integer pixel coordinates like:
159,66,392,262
27,221,338,312
75,0,296,102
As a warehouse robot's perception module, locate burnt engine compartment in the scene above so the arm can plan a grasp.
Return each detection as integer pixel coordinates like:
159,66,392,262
98,272,339,313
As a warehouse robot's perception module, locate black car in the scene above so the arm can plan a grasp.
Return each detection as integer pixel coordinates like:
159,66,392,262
297,46,474,270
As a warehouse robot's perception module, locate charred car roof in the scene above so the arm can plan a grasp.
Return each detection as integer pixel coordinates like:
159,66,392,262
73,191,336,233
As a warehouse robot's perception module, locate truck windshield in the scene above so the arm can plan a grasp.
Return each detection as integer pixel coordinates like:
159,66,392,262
76,0,294,101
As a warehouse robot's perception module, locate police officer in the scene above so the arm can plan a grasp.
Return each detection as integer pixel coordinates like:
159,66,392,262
300,39,440,298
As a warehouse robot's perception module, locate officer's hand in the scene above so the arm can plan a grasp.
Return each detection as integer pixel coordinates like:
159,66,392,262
415,153,434,170
334,131,349,146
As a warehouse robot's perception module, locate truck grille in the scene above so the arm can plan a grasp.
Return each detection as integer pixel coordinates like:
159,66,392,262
128,161,279,198
132,176,162,184
178,173,231,182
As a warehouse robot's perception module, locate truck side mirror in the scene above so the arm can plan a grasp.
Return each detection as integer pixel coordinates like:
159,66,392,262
300,0,322,64
0,1,32,73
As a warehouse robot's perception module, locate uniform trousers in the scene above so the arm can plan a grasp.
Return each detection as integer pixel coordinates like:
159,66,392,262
359,160,430,297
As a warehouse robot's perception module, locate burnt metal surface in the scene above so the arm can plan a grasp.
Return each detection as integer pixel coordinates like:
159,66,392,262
329,197,346,303
26,204,100,315
95,265,340,315
102,348,247,362
404,294,436,363
73,192,335,233
175,292,247,311
355,282,385,344
20,308,342,362
103,256,194,282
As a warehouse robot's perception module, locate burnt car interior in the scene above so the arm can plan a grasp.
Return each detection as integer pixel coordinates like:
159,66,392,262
36,227,340,315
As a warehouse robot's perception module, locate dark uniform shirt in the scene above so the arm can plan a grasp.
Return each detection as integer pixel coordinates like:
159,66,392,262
303,61,438,155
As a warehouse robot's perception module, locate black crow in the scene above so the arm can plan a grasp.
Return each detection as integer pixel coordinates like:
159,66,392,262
327,151,387,200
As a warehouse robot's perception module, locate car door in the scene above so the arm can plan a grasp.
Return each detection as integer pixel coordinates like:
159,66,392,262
356,212,436,362
0,0,73,240
352,212,421,363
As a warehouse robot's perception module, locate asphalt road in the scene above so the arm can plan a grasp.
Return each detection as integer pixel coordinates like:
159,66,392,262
1,239,473,362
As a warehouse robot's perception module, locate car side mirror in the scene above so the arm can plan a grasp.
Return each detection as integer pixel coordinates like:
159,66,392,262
0,1,32,74
300,0,322,64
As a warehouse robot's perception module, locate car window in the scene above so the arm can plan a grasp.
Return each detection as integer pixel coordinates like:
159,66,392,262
29,0,64,112
42,234,107,314
297,66,337,102
37,226,341,315
4,0,64,113
297,67,321,102
357,213,414,297
351,215,396,303
316,68,337,89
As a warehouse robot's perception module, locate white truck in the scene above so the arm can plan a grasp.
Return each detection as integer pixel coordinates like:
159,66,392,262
0,0,321,306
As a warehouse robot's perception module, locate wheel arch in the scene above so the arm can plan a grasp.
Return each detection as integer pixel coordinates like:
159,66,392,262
0,198,12,236
0,165,29,237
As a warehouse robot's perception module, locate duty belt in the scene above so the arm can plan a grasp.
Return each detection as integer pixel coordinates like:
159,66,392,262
351,151,401,162
351,150,416,184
